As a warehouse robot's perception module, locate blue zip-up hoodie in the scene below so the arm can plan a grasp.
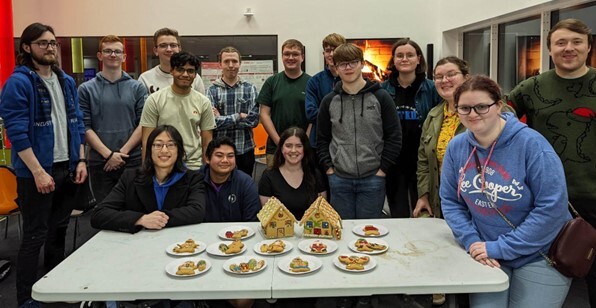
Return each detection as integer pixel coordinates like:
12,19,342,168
380,73,440,125
202,165,260,222
305,66,339,147
440,112,571,269
0,65,85,177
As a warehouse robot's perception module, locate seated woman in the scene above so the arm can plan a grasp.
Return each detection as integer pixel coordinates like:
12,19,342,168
259,127,326,218
440,75,572,307
91,125,206,233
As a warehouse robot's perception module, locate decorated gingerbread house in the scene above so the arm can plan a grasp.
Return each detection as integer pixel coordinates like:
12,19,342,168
299,196,342,239
257,197,297,238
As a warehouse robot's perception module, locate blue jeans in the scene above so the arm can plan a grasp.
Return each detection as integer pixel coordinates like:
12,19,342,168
328,173,385,219
470,259,571,308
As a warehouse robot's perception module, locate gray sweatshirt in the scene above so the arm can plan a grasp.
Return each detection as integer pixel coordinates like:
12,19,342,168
317,80,402,178
78,72,147,166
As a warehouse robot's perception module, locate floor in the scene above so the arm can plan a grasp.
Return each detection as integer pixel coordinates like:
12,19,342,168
0,162,591,307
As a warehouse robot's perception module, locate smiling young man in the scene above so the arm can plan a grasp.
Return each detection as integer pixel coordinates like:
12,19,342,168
506,18,596,306
138,27,205,94
0,22,87,307
140,51,216,170
258,39,311,166
202,136,260,223
317,43,401,219
206,46,259,176
78,35,147,203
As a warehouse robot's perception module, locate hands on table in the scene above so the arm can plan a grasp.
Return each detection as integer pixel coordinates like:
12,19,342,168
136,211,169,229
469,241,500,268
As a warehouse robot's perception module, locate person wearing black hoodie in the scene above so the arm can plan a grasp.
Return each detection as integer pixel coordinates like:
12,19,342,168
317,43,402,220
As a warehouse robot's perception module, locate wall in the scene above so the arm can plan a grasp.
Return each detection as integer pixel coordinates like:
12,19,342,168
11,0,442,75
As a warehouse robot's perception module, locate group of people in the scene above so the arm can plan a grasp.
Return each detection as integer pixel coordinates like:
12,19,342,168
0,16,594,308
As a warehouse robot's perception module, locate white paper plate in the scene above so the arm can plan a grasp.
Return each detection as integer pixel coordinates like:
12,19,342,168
206,241,247,257
298,239,338,255
348,238,389,255
352,224,389,237
166,240,206,256
165,258,211,277
218,225,255,240
253,240,293,256
333,254,377,273
277,255,322,275
223,256,268,275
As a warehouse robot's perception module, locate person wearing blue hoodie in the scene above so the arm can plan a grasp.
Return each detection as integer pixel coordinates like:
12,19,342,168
91,125,205,233
440,75,572,307
0,23,88,307
78,35,148,204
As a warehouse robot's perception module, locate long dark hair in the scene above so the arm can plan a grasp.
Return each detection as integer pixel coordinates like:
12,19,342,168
272,127,318,199
17,23,56,70
142,125,187,176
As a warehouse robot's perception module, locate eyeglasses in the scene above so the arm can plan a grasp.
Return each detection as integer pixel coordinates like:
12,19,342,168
336,60,361,70
282,52,302,58
395,53,417,60
433,71,462,82
173,67,197,75
31,40,59,49
101,49,124,56
157,43,180,49
152,142,177,150
456,102,498,115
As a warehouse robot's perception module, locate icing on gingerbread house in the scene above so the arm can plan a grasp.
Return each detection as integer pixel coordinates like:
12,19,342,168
257,196,297,238
299,196,342,239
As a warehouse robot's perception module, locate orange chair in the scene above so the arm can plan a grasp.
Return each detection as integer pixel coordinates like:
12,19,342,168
253,123,268,157
0,165,21,239
252,123,269,178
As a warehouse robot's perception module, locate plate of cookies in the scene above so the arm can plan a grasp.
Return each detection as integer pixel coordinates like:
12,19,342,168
298,239,338,255
254,239,293,256
223,256,267,275
165,258,211,277
348,238,389,255
166,239,206,256
352,224,389,237
206,240,246,257
333,254,377,272
277,255,322,275
218,225,255,240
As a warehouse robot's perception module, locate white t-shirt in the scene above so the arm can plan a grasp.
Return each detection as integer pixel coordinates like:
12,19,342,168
140,86,216,170
138,65,205,95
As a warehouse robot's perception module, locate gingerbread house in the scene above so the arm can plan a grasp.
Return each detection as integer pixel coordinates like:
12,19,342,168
299,196,342,239
257,197,297,238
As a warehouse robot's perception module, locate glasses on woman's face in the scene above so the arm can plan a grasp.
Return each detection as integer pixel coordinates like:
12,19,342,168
456,102,498,115
336,60,361,71
152,142,177,150
433,71,462,82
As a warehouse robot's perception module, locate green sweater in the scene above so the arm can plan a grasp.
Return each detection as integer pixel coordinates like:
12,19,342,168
507,68,596,208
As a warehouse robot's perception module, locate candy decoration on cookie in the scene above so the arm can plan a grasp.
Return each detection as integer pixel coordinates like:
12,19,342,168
173,239,199,253
229,258,265,273
175,260,206,275
354,238,386,252
338,255,370,270
260,240,286,253
225,229,249,239
363,225,380,236
219,240,244,254
310,240,328,253
289,257,310,273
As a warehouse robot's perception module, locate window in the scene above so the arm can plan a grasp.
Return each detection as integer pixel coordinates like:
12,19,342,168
498,16,541,93
463,27,491,75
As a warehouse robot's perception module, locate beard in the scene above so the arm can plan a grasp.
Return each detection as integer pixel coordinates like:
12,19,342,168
32,52,57,66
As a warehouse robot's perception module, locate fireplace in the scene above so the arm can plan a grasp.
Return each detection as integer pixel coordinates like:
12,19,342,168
347,38,401,81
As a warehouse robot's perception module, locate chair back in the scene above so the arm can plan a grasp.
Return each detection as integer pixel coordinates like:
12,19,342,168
253,123,268,156
0,166,18,215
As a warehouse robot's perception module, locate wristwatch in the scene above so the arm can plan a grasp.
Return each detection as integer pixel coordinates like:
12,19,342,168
78,158,88,164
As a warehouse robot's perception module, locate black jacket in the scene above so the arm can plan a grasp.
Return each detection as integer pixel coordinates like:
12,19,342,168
91,168,206,233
